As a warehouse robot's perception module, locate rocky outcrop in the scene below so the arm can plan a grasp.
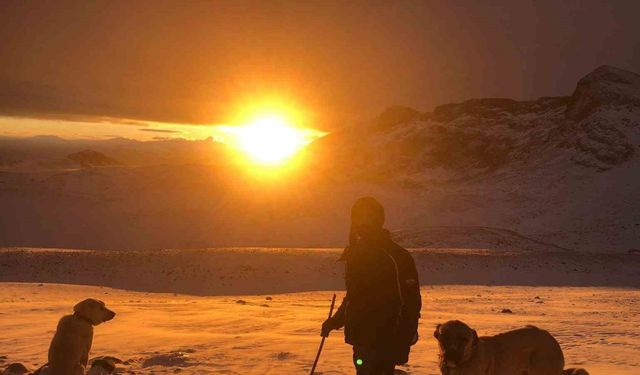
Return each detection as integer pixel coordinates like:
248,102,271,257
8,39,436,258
431,97,570,122
566,65,640,121
67,149,119,168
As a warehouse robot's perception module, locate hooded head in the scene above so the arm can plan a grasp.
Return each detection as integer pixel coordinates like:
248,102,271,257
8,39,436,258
350,196,385,241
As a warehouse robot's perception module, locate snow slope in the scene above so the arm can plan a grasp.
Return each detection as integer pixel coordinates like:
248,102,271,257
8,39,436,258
1,248,638,295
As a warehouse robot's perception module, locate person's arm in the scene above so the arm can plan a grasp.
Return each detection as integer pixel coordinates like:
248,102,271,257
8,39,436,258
400,252,422,345
331,296,347,328
403,254,422,320
321,295,347,337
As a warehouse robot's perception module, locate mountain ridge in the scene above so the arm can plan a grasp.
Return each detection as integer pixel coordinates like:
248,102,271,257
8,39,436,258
0,65,638,252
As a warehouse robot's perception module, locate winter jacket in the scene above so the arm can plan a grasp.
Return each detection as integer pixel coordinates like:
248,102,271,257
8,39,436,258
331,230,421,361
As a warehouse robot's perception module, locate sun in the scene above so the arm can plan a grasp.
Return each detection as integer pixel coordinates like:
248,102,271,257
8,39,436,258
234,115,309,165
211,98,328,169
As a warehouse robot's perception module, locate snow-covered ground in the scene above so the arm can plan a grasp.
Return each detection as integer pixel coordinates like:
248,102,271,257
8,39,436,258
1,283,638,375
1,247,639,374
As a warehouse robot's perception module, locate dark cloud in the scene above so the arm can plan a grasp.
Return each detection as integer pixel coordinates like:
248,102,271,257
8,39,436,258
138,128,182,134
0,78,209,125
1,0,639,130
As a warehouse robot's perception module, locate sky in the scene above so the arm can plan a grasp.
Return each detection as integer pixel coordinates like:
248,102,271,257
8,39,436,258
1,0,639,140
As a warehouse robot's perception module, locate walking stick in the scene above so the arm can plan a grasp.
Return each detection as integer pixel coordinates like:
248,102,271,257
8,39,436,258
310,293,337,375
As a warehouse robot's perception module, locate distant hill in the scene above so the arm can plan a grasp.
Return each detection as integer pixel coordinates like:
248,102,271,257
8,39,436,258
0,136,227,170
67,149,120,168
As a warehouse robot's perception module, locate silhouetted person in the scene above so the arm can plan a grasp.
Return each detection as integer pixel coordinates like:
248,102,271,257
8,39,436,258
322,197,421,375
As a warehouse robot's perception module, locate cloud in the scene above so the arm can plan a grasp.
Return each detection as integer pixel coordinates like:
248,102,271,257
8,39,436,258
138,128,182,134
0,78,216,126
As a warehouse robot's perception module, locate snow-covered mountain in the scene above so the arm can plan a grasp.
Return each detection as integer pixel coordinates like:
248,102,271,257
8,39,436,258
0,66,638,252
313,65,639,180
305,65,640,252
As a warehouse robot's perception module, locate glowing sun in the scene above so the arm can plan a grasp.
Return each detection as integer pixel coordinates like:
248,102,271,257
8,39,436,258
234,115,304,164
212,102,327,168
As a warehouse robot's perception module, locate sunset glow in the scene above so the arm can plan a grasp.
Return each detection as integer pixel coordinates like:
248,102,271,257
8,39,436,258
1,2,639,374
213,109,326,167
236,115,305,165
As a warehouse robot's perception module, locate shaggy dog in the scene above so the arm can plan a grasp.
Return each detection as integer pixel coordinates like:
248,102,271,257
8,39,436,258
434,320,588,375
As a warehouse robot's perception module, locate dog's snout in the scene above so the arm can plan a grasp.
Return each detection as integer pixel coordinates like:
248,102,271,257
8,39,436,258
104,309,116,321
443,349,462,366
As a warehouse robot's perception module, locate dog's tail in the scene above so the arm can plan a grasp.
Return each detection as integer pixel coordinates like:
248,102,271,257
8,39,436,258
563,368,589,375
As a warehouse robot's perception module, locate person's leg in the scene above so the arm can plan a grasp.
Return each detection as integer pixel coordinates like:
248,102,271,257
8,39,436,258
353,345,372,375
353,346,396,375
371,359,395,375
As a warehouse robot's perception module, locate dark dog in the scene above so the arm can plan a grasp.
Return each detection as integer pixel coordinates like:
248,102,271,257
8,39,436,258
434,320,589,375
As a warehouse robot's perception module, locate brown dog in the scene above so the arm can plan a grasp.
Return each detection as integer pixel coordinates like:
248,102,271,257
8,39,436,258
47,299,116,375
433,320,589,375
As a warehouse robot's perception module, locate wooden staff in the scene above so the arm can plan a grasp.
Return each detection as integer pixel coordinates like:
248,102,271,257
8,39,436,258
309,293,337,375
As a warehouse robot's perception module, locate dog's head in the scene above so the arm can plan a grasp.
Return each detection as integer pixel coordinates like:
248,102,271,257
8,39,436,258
74,298,116,326
433,320,478,370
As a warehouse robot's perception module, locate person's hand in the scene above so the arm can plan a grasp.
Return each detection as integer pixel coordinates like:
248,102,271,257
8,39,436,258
321,317,339,337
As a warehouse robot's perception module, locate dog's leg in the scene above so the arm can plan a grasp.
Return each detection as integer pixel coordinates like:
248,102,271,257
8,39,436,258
73,363,86,375
81,350,89,368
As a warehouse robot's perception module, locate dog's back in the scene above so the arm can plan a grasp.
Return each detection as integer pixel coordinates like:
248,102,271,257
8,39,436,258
491,325,564,357
483,326,565,375
48,315,93,375
489,326,590,375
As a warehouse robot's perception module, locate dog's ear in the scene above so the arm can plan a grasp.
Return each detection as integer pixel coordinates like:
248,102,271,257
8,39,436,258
433,324,441,339
472,329,478,344
74,299,91,318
